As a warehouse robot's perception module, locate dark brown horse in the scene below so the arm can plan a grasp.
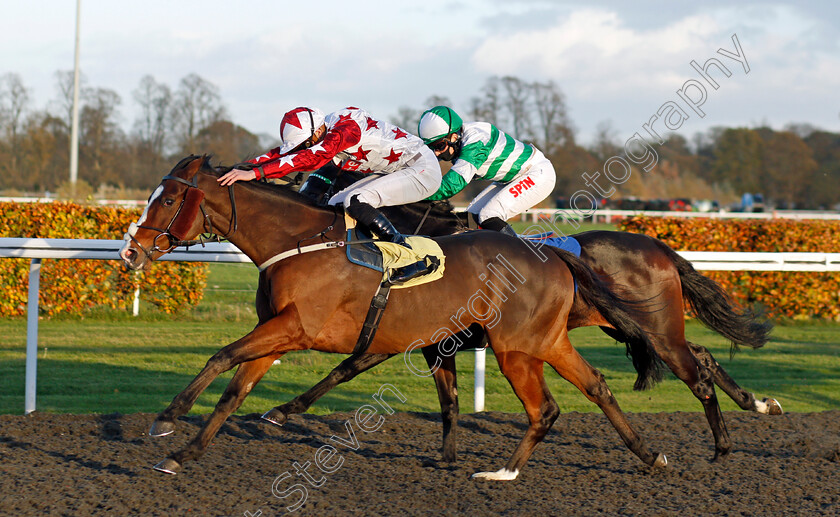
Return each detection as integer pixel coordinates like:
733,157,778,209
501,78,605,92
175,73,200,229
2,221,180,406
119,156,668,478
261,196,778,463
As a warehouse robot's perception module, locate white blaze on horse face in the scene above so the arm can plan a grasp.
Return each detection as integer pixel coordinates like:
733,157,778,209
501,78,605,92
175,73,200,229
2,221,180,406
119,185,163,257
471,468,519,481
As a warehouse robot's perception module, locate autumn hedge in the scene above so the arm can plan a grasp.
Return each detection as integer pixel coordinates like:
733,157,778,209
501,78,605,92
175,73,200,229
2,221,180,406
620,216,840,320
0,201,206,317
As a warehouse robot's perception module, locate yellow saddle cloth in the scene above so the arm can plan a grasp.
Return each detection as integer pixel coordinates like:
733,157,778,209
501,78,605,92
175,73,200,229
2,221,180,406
344,213,445,288
373,236,446,289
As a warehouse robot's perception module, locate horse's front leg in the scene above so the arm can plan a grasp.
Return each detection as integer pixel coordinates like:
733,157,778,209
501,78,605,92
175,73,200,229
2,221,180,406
262,353,395,426
154,353,279,474
149,309,307,438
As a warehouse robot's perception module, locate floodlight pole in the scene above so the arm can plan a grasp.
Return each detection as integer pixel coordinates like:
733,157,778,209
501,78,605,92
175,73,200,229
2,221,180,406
69,0,81,191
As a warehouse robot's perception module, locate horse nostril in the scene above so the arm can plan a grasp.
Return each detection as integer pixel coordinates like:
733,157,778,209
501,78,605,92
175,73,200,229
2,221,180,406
121,248,137,263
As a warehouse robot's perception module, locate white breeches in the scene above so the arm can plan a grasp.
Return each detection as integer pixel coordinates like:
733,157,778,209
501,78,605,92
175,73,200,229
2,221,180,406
467,149,556,223
329,147,442,208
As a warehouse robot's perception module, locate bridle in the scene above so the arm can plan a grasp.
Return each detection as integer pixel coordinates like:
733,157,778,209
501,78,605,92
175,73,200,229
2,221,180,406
127,171,239,262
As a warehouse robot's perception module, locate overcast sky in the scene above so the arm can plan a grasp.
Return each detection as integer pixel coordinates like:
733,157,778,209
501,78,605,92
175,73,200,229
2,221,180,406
3,1,838,146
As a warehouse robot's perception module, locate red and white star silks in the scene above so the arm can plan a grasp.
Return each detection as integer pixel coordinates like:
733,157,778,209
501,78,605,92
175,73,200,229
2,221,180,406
247,107,424,180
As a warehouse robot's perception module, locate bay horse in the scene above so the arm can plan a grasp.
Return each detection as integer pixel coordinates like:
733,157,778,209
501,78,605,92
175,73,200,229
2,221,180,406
261,194,778,463
119,155,668,478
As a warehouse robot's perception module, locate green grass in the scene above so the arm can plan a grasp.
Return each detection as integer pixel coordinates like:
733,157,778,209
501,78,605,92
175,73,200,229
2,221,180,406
2,221,838,416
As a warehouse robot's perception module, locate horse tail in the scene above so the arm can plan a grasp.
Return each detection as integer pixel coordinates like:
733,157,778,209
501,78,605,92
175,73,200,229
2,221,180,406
549,247,663,391
655,241,773,351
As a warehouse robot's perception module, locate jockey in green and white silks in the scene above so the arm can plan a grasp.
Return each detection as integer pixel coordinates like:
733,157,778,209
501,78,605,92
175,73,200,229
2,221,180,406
417,105,556,236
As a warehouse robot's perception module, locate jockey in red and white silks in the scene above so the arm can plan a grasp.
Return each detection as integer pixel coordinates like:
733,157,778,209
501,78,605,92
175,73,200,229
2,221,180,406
220,106,441,209
219,106,441,281
417,105,556,236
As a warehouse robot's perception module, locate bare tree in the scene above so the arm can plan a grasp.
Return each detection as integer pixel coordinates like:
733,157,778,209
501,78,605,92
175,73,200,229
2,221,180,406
424,95,453,109
196,120,261,165
499,76,531,139
394,95,455,135
391,106,420,133
0,73,30,140
591,120,621,162
468,76,500,124
170,73,227,153
80,87,124,184
133,75,172,156
51,70,89,133
0,73,30,174
531,80,574,154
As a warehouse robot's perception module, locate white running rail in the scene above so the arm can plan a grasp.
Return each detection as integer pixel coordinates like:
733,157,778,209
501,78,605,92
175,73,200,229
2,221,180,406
4,238,840,415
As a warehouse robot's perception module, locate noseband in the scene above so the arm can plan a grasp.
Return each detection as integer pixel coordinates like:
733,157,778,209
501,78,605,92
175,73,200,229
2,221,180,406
128,173,238,262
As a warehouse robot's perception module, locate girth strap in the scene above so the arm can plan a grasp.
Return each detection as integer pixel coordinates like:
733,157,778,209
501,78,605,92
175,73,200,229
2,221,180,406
352,281,392,355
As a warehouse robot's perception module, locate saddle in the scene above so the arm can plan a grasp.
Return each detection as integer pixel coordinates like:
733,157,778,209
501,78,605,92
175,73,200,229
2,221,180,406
344,222,445,289
344,218,446,356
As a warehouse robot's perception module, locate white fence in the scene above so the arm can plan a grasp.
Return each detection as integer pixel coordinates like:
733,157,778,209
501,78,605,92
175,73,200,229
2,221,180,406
517,208,840,224
4,238,840,415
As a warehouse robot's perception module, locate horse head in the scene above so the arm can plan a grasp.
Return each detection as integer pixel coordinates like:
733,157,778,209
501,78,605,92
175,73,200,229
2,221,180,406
119,155,212,270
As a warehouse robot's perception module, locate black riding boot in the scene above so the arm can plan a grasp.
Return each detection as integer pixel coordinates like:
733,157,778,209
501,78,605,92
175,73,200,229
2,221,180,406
346,198,411,247
346,198,431,284
367,212,411,248
480,216,517,237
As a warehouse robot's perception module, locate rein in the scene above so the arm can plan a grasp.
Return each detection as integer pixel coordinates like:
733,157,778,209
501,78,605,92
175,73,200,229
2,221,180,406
412,203,434,234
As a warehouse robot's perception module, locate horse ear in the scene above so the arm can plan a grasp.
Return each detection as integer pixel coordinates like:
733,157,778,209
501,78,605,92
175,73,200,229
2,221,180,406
169,188,205,240
181,155,206,181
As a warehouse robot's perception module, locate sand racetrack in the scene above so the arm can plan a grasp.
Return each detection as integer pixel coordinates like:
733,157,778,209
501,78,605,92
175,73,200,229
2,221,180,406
1,410,839,516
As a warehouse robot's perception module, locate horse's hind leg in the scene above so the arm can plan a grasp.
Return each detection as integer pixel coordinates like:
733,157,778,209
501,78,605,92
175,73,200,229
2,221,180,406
472,351,558,480
154,353,279,474
262,353,395,426
542,336,667,468
424,347,459,463
689,342,783,415
647,334,732,461
604,295,734,461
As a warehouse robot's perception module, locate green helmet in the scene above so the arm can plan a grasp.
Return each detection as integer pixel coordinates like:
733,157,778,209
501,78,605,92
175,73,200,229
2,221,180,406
418,106,463,144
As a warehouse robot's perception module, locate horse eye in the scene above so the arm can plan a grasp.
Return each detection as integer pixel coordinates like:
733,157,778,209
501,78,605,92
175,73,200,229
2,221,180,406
162,198,175,207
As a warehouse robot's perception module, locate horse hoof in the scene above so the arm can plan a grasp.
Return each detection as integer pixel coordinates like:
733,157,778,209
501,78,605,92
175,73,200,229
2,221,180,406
261,408,288,427
153,458,181,475
711,449,731,463
441,452,457,464
471,468,519,480
653,452,668,468
149,419,176,437
763,397,783,415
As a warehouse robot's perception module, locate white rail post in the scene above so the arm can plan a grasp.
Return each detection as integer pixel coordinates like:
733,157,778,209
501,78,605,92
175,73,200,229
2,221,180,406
133,287,140,316
25,258,41,414
474,348,485,412
131,270,141,316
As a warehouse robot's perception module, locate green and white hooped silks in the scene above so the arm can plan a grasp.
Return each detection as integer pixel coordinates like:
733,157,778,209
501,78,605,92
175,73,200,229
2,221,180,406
429,121,556,223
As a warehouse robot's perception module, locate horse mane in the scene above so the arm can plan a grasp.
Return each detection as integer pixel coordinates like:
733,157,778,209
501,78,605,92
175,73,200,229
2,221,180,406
176,155,463,225
387,198,466,229
185,155,318,206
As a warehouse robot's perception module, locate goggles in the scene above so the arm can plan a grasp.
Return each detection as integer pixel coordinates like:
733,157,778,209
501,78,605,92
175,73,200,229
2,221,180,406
429,138,450,152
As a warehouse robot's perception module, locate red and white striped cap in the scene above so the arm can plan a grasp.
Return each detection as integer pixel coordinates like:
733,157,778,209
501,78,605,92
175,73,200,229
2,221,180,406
278,107,326,154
